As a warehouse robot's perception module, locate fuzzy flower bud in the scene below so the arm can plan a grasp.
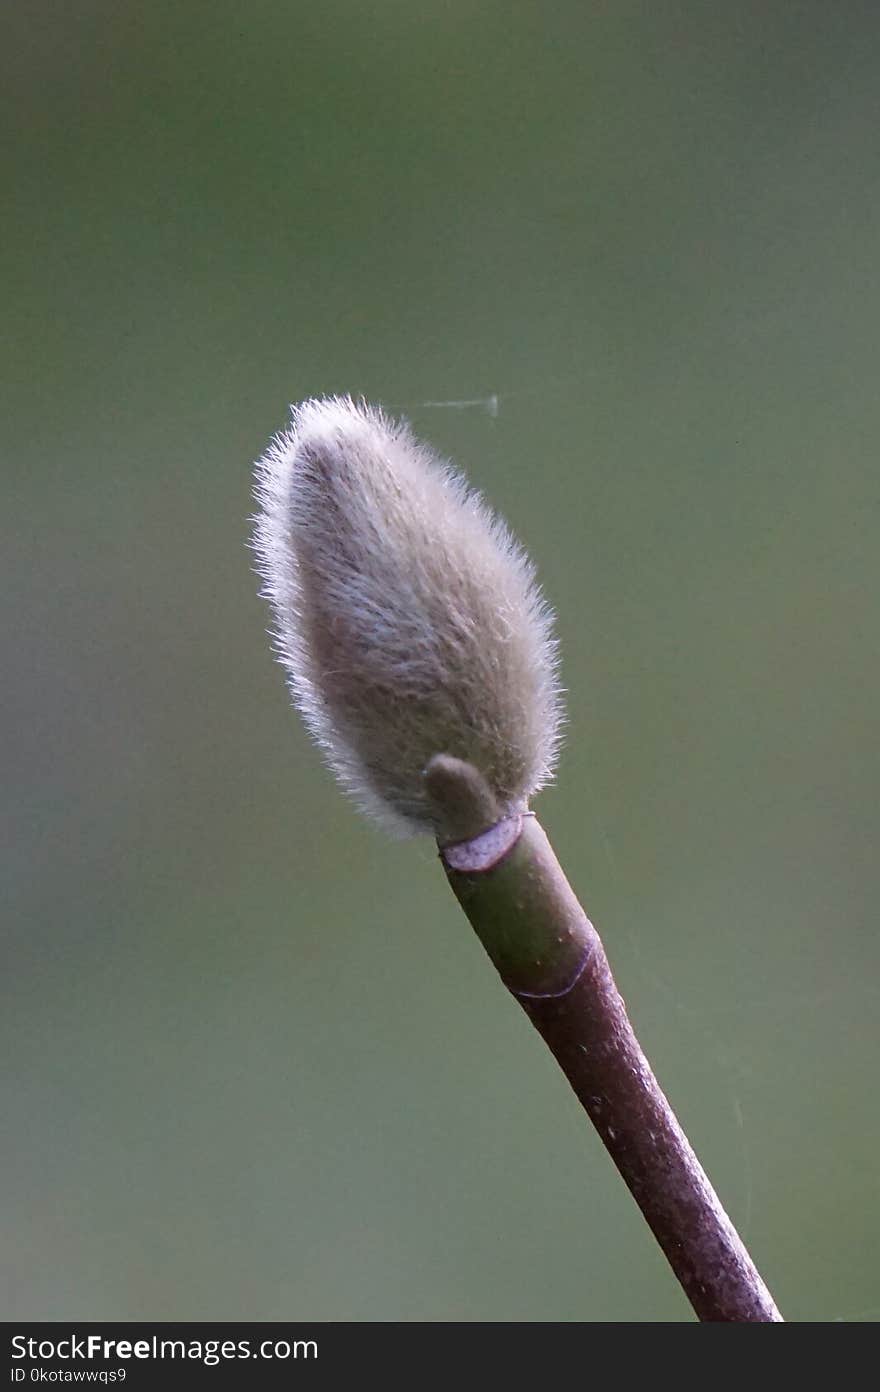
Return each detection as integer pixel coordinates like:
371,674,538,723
252,396,562,839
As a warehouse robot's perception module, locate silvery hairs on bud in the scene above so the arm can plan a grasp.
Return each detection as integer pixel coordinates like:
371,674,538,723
252,396,563,839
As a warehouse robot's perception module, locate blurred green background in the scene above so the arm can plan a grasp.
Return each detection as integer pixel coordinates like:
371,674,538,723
4,2,879,1322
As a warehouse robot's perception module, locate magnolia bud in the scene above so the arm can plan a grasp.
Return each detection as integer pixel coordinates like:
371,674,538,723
253,396,562,839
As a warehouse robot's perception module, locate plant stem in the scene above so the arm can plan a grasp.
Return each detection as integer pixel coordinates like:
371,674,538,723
425,755,782,1323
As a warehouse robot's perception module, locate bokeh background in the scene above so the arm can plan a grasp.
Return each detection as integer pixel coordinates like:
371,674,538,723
4,2,879,1322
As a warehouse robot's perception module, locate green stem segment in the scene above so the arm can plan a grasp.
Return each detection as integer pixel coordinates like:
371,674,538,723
425,756,782,1323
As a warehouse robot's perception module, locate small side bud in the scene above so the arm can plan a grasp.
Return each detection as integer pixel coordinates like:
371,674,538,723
252,396,563,839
